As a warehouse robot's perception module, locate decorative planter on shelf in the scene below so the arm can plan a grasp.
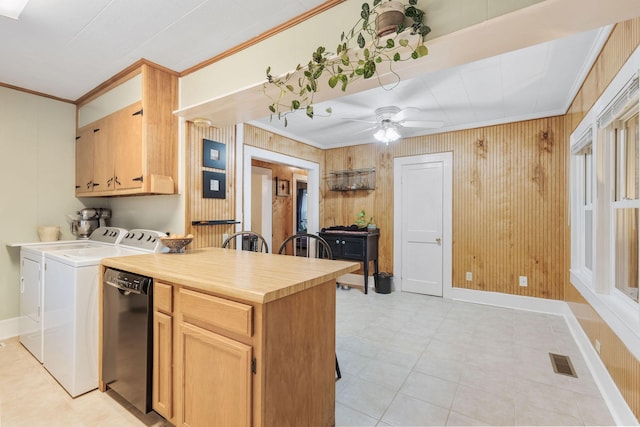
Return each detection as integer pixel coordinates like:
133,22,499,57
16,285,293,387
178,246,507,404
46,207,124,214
375,1,406,37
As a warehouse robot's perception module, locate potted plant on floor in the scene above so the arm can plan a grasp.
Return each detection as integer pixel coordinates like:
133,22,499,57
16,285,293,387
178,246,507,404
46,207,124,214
264,0,431,125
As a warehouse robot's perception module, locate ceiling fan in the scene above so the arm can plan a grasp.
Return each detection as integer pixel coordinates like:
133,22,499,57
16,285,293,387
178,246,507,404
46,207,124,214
342,106,443,144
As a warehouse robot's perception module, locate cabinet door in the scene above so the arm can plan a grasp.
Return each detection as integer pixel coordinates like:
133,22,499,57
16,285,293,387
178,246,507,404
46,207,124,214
92,115,115,191
113,102,143,191
75,125,95,195
180,323,251,427
342,237,365,259
324,235,343,259
153,310,173,420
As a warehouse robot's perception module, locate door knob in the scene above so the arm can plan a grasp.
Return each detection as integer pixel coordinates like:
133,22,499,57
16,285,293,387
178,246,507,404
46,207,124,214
435,237,441,244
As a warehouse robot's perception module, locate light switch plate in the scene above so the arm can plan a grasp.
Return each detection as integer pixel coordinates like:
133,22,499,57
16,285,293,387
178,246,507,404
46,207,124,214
519,276,528,287
466,272,472,281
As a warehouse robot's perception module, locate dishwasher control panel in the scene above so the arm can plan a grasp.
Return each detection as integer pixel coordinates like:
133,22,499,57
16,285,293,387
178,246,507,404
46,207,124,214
104,268,152,295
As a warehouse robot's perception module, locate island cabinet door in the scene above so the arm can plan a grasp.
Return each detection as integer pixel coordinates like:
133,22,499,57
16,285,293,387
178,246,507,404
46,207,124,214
153,281,174,421
179,322,252,427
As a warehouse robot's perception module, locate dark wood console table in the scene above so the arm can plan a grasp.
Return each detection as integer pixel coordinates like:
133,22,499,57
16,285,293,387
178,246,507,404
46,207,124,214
319,228,380,294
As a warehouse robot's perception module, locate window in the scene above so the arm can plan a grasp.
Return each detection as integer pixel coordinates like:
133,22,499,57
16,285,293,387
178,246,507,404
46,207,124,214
571,129,594,276
612,111,639,302
571,73,640,306
596,76,639,304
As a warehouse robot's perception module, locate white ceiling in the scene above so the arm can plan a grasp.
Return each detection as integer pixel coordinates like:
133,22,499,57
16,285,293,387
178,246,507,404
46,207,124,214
0,0,632,149
251,26,610,148
0,0,328,101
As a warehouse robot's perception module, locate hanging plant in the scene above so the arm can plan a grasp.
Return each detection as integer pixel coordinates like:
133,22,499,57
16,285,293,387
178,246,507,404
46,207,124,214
264,0,431,126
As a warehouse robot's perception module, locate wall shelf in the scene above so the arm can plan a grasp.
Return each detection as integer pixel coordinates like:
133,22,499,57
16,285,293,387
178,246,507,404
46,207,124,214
191,220,240,226
326,168,376,191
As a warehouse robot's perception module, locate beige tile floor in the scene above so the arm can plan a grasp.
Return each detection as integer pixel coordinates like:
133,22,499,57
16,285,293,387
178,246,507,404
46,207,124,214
335,288,616,426
0,288,617,427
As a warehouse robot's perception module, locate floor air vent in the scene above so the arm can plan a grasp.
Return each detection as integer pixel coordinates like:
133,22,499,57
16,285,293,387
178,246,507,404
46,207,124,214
549,353,577,378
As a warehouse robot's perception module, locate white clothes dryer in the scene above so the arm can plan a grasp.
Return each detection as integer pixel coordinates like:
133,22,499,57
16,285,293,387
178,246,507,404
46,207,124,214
18,227,127,362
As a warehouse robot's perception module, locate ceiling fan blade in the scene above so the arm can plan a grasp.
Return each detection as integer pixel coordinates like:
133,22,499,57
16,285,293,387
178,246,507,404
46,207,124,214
398,120,443,129
338,117,378,124
391,107,423,122
353,125,379,135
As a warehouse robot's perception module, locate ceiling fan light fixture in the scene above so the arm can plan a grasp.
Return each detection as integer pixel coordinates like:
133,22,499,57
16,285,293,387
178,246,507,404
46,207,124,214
0,0,29,19
373,122,401,145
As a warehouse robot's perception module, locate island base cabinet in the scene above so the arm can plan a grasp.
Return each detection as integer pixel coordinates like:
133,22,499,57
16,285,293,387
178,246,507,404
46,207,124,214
179,323,252,427
261,280,336,427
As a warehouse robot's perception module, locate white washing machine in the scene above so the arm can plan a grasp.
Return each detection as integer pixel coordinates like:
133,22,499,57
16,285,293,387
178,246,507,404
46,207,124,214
42,229,165,397
18,227,127,362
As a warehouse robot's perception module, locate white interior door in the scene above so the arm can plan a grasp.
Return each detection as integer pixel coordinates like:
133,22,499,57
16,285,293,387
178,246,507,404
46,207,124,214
394,153,452,297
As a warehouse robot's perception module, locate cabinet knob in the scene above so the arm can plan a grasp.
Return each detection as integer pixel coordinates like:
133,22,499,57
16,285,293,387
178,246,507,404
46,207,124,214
435,237,441,245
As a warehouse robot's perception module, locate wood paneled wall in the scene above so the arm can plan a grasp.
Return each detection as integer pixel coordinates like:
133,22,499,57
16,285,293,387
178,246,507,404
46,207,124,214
325,117,566,300
566,284,640,417
185,122,237,248
564,18,640,420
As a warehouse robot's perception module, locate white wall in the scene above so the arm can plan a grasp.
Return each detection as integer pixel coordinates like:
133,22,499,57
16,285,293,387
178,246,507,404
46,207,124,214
0,87,83,321
0,88,186,329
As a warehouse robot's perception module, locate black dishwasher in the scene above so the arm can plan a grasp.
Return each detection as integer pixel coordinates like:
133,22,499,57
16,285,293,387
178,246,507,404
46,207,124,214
102,267,153,413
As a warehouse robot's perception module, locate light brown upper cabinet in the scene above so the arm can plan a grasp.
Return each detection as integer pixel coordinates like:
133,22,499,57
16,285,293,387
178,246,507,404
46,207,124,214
75,61,178,197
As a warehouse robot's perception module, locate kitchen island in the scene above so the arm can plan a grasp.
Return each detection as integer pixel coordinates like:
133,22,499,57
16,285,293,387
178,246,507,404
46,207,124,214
99,247,359,427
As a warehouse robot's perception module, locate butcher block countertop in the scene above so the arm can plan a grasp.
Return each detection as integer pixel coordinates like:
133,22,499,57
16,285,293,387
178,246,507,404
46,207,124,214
100,247,359,304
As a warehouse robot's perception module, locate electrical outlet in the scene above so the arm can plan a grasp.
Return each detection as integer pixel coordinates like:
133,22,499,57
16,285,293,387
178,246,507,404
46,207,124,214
466,272,472,281
595,339,601,353
519,276,528,287
222,233,229,244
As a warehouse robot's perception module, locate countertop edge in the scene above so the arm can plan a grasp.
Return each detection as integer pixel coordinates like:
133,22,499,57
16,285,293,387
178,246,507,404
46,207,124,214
100,252,359,304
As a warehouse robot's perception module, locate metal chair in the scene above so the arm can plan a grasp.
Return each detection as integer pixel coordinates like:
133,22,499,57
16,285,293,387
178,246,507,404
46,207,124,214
278,233,342,379
222,231,269,253
277,233,332,259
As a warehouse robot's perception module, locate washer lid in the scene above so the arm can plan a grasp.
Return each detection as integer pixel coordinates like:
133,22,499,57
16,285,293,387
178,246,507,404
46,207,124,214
22,241,98,257
45,246,144,267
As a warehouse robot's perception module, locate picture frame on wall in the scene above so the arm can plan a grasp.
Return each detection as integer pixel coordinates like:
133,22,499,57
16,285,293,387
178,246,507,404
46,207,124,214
202,171,226,199
276,177,290,197
203,139,226,170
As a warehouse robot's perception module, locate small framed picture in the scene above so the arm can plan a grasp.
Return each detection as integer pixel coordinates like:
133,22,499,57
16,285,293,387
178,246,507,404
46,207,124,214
276,177,290,197
203,171,226,199
203,139,226,170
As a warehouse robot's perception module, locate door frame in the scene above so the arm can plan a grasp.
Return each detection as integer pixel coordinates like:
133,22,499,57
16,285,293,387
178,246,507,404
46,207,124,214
393,152,453,297
240,140,320,239
292,173,308,233
251,166,273,250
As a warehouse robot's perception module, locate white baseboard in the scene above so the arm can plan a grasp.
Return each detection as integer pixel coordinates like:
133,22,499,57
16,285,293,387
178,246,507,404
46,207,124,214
448,287,566,315
0,317,18,341
445,287,637,425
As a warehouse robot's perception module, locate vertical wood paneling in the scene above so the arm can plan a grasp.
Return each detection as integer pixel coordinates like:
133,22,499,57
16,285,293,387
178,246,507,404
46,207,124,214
324,117,565,300
564,18,640,421
567,283,640,418
185,122,237,248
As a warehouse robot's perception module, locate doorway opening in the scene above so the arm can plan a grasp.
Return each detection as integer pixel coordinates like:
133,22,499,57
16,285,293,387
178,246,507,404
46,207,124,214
241,142,320,254
293,174,308,234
